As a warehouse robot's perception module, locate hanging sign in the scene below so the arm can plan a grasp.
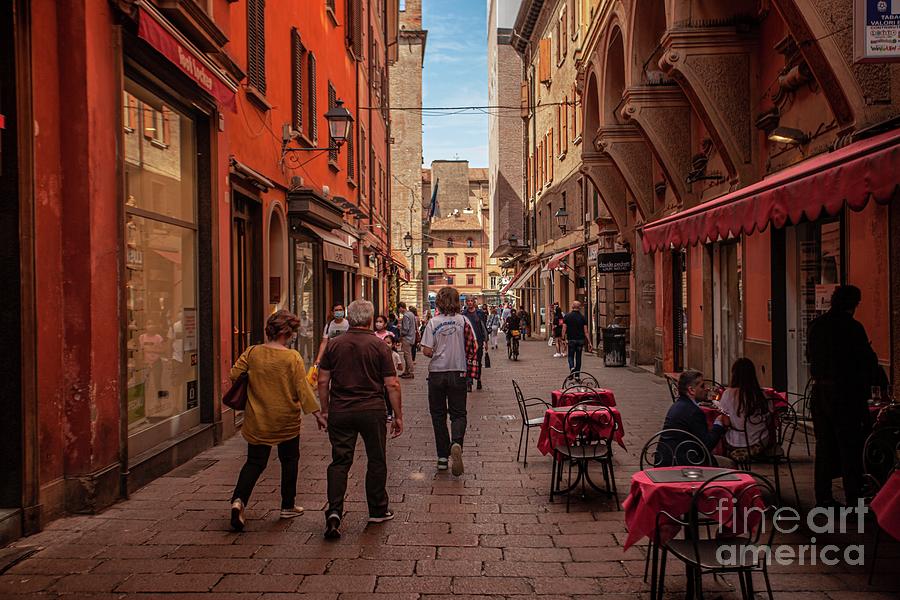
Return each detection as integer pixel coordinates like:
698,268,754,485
323,242,355,267
855,0,900,62
597,251,632,274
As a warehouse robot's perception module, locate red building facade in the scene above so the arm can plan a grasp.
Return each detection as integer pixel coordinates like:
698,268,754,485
1,0,398,543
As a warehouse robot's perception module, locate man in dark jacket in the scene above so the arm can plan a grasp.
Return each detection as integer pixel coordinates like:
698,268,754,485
463,297,488,391
658,370,730,466
807,285,880,507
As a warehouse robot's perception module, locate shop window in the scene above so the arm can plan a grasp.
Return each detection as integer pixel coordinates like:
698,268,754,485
446,255,456,269
427,256,435,269
247,0,267,95
292,239,317,365
466,255,476,269
467,274,475,286
123,80,199,455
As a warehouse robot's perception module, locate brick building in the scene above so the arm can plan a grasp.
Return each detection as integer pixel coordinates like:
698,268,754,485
1,0,399,543
389,0,427,309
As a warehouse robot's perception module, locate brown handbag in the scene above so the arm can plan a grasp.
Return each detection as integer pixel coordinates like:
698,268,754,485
223,346,255,411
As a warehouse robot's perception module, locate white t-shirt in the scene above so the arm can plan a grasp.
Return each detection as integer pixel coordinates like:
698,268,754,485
718,387,773,448
420,314,470,373
392,350,405,376
323,319,350,339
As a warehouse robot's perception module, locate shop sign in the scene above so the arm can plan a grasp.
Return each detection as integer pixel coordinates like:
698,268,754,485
854,0,900,62
186,380,198,410
324,241,354,267
182,308,197,352
587,244,600,262
597,251,632,274
137,7,237,110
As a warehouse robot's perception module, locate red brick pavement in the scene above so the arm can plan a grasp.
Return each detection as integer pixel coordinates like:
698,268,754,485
5,339,899,598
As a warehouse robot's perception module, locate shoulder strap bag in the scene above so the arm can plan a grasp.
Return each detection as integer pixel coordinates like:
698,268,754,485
223,346,256,411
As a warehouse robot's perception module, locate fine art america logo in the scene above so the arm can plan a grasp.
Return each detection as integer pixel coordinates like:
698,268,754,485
715,500,870,566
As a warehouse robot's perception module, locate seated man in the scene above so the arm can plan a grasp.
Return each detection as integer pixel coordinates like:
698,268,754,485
657,370,730,466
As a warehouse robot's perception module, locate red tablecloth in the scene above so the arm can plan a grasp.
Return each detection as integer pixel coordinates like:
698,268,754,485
536,406,626,455
551,387,617,408
622,467,758,550
871,471,900,541
763,388,788,409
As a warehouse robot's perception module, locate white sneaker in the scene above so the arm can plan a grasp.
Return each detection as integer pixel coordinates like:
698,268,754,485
279,506,305,519
553,352,561,358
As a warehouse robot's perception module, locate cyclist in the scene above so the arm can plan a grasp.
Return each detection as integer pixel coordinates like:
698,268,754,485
503,310,523,359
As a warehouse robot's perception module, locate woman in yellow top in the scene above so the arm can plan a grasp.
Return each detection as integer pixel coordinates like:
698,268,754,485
230,310,327,532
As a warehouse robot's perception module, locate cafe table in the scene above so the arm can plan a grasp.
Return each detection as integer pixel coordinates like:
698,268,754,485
536,405,626,455
551,386,616,408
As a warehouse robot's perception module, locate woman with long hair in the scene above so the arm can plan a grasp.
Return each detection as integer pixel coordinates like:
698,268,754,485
229,310,328,532
552,304,566,358
718,357,774,456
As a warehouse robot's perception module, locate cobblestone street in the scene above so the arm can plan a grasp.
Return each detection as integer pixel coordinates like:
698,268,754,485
4,340,899,599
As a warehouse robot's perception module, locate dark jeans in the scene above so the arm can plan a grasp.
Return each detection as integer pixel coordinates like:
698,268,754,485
232,436,300,509
428,371,468,458
811,383,866,504
567,339,585,373
326,409,389,518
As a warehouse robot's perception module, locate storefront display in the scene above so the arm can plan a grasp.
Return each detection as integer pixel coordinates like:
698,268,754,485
123,79,200,456
292,238,318,365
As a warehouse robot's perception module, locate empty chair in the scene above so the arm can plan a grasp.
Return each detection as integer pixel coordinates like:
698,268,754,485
512,380,550,466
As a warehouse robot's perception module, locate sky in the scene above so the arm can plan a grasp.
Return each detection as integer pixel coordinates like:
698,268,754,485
422,0,489,167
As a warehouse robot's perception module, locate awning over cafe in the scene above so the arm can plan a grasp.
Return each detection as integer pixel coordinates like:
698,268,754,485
641,128,900,253
503,263,541,294
391,250,410,282
545,247,578,271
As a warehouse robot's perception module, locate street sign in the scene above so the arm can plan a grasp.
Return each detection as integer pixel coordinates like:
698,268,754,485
855,0,900,62
597,251,632,274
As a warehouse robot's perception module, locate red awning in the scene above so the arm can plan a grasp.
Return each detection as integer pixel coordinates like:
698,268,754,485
391,250,410,282
641,129,900,253
546,247,577,270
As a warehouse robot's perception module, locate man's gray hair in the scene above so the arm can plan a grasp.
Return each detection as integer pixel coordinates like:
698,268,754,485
346,299,374,328
677,369,704,396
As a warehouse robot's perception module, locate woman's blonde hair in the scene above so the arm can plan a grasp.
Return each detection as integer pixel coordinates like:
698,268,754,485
435,286,460,315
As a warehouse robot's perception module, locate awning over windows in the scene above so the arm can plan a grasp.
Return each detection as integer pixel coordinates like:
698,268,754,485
391,250,410,282
305,223,353,249
641,129,900,253
545,247,578,271
500,263,540,294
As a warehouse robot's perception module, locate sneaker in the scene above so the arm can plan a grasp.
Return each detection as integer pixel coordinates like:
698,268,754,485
230,499,245,532
387,414,393,422
466,381,473,392
279,505,305,519
437,458,449,471
476,380,483,390
450,443,464,476
368,510,395,524
553,352,561,358
324,513,342,539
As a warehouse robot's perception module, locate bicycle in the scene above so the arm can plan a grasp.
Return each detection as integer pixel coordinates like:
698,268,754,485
507,329,520,361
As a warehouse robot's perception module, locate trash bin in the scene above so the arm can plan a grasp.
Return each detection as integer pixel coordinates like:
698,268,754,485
602,325,627,367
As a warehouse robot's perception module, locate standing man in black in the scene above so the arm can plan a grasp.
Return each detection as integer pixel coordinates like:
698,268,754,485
806,285,880,507
562,301,592,375
463,297,488,391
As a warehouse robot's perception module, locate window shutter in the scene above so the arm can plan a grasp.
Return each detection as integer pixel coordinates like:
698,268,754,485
162,106,171,145
520,82,529,118
308,53,317,142
291,28,304,134
562,95,568,151
327,83,338,163
347,124,355,180
247,0,266,94
539,37,551,83
549,131,554,180
347,0,363,60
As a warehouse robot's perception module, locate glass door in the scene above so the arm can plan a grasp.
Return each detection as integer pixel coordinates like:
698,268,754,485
231,192,263,362
713,241,743,384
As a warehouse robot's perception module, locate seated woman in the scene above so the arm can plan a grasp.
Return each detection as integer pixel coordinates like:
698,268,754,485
718,357,774,461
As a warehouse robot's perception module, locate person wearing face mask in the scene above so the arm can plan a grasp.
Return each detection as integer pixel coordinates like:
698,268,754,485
374,315,391,341
315,303,350,367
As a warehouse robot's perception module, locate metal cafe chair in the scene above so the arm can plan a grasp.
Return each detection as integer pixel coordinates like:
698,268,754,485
562,370,600,390
549,401,619,512
665,375,679,403
787,379,814,455
638,429,715,583
654,471,779,600
728,405,800,506
512,380,550,466
863,426,900,584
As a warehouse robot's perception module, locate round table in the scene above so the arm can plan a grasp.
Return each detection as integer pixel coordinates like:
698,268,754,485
551,387,616,408
536,405,626,455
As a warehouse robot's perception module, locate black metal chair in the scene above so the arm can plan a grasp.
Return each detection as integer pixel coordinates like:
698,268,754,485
638,429,716,583
727,405,800,506
665,375,679,403
549,401,619,511
863,426,900,584
562,371,600,390
512,380,550,466
787,379,814,455
654,471,779,600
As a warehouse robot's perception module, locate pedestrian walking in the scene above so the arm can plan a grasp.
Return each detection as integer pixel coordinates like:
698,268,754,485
315,303,350,365
562,301,592,374
807,285,880,507
501,303,512,323
463,297,488,391
420,287,478,476
409,306,421,362
552,304,566,358
298,310,314,365
317,300,403,539
397,302,417,378
229,310,327,532
487,307,501,350
518,308,531,338
382,333,402,420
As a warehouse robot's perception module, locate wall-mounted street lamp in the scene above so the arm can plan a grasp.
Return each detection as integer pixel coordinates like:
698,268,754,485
768,126,808,146
281,100,354,160
554,207,569,234
403,231,413,251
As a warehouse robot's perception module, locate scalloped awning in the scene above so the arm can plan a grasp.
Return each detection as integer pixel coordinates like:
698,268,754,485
641,129,900,253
